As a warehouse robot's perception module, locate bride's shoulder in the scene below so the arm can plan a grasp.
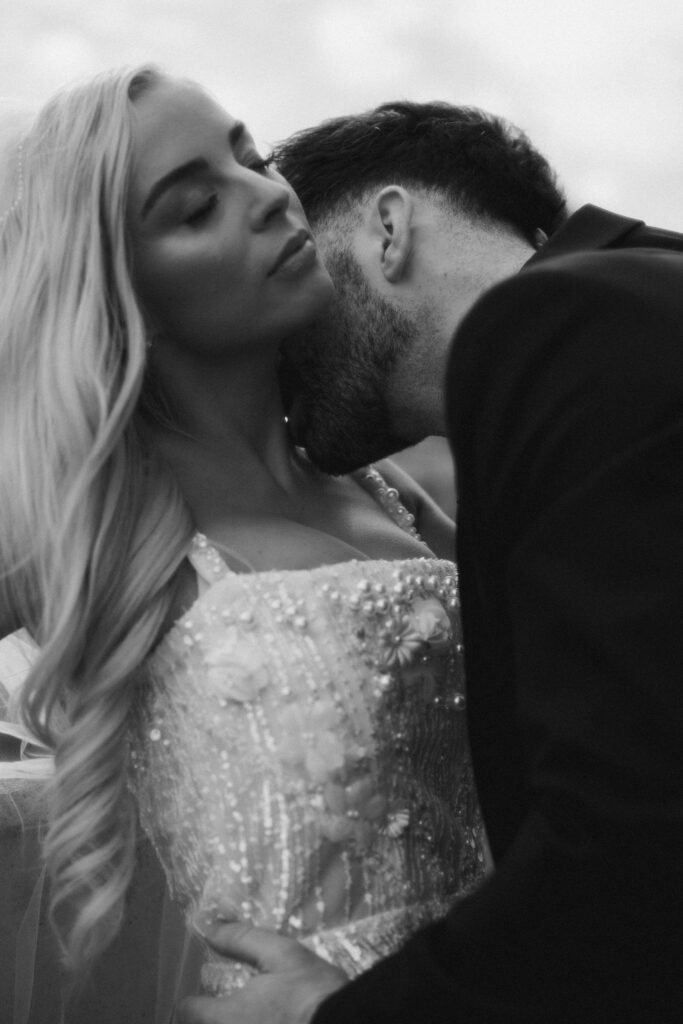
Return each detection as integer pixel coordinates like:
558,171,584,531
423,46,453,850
373,456,456,560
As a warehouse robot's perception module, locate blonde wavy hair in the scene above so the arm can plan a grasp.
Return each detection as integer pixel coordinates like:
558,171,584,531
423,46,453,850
0,66,193,971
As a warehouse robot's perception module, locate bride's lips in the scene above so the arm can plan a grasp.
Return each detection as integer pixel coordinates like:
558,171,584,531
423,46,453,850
268,228,314,277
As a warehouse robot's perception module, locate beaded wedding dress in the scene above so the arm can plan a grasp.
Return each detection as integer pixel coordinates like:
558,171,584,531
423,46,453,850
130,469,488,995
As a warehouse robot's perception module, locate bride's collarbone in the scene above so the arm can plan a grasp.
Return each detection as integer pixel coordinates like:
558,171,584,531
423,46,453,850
182,467,432,572
200,510,430,573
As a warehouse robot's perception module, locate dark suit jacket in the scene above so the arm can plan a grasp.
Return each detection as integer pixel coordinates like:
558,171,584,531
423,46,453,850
313,206,683,1023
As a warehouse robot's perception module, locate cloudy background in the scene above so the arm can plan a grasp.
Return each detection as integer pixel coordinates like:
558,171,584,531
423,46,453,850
2,0,683,228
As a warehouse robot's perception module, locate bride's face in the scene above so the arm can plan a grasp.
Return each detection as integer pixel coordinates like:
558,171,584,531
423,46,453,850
126,78,334,356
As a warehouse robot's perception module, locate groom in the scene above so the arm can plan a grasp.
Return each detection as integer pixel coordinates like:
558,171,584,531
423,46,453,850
181,103,683,1022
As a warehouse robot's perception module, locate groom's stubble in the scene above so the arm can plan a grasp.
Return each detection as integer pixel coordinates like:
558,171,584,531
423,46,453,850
280,246,419,475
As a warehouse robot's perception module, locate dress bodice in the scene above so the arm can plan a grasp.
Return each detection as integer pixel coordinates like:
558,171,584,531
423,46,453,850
130,471,487,991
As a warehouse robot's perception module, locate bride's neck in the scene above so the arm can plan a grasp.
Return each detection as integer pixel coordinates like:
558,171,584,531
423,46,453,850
143,351,304,504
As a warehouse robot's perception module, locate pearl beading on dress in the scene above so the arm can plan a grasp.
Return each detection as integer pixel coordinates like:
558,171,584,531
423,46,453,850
362,467,420,538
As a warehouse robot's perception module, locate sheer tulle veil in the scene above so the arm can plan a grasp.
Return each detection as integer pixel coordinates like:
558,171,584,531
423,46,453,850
1,633,199,1022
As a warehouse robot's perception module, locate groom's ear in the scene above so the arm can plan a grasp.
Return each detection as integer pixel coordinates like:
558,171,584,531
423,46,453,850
369,186,414,284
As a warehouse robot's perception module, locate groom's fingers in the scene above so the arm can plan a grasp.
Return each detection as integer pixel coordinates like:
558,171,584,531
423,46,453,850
178,959,348,1024
203,920,312,973
178,994,230,1024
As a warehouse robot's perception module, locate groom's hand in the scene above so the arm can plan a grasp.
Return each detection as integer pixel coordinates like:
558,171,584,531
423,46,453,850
178,921,348,1024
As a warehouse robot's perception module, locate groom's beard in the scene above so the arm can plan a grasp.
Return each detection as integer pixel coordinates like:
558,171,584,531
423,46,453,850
280,247,416,475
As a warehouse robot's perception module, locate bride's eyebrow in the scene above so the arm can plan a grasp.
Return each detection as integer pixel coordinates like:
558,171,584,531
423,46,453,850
140,122,254,220
141,158,209,219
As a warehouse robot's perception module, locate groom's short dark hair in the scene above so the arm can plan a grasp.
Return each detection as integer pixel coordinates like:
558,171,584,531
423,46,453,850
273,101,567,244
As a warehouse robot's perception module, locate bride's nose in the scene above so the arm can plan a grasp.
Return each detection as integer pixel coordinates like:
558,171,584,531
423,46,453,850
250,174,291,229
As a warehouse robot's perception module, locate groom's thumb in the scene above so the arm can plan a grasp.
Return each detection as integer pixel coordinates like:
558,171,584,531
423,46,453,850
203,920,312,973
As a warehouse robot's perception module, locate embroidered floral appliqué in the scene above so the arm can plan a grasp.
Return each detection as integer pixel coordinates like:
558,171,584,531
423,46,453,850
204,632,270,702
379,597,453,669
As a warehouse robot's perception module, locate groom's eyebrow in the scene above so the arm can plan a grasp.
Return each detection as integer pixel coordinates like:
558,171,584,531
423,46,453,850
140,122,248,219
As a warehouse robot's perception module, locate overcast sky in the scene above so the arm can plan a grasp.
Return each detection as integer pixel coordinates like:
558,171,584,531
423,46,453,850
1,0,682,228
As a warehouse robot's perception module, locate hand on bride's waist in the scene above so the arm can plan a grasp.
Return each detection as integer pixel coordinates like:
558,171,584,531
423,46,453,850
180,910,347,1024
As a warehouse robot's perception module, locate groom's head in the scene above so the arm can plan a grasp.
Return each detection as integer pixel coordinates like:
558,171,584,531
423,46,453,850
275,101,567,474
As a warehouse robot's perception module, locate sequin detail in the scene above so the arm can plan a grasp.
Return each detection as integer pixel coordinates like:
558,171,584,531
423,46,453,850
130,553,487,991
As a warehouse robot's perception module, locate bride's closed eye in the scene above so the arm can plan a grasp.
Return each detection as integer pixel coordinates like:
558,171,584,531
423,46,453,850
184,192,219,226
181,151,274,226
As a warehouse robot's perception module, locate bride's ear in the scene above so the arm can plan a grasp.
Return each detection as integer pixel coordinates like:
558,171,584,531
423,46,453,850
370,186,414,284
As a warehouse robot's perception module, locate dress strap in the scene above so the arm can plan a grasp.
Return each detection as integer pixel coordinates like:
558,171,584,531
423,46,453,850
355,466,422,540
188,533,254,592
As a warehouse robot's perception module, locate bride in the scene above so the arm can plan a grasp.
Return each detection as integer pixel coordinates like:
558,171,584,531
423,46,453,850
0,66,487,1019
